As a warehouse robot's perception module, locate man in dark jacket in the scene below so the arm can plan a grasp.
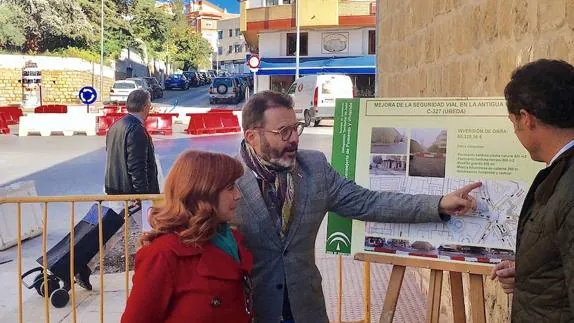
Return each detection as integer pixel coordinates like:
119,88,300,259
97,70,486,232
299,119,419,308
491,59,574,322
105,89,160,195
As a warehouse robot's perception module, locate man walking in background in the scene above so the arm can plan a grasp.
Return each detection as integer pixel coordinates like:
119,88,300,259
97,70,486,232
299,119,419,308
491,59,574,322
105,88,159,197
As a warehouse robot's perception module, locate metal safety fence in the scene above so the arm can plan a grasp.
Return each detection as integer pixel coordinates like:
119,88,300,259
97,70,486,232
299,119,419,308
0,194,162,323
0,194,410,323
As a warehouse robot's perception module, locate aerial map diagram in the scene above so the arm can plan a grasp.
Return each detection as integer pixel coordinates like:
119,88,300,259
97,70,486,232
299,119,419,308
366,176,527,250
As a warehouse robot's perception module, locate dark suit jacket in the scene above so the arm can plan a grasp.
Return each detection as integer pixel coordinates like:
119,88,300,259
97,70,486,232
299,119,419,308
513,145,574,322
105,114,159,195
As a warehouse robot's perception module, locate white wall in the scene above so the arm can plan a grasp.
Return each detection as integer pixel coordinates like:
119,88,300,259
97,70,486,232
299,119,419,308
258,28,376,58
0,55,115,78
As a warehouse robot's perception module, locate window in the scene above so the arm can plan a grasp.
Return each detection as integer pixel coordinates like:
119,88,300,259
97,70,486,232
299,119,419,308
287,83,297,94
368,30,376,55
234,44,242,53
218,30,223,39
218,47,223,55
229,29,233,37
266,0,279,5
235,28,241,37
286,32,308,56
228,45,233,54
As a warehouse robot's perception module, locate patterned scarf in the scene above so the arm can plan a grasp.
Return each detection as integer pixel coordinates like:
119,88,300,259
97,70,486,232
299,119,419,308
240,140,295,239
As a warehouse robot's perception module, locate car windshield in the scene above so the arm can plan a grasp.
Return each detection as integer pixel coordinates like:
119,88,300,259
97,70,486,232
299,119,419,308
213,78,233,87
170,75,183,79
113,82,136,89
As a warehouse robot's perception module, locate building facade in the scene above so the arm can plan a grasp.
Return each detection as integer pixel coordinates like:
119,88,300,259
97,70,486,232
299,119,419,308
216,17,249,74
186,1,237,69
240,0,376,95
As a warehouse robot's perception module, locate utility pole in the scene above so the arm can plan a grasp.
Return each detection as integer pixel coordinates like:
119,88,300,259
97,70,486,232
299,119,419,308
100,0,104,102
295,0,300,79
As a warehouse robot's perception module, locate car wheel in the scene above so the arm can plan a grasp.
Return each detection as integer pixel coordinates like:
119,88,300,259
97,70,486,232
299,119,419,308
304,109,314,127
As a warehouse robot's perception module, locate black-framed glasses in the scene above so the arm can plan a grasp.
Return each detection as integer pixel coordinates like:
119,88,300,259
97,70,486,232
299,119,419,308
257,122,305,141
242,272,253,316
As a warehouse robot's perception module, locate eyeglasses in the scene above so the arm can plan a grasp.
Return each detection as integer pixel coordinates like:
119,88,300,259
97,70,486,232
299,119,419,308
256,122,305,141
242,272,253,316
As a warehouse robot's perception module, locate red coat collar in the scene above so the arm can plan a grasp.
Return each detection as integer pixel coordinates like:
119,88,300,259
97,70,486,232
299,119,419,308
154,231,253,280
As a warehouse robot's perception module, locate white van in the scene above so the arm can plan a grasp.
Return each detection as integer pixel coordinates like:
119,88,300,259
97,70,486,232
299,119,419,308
287,74,354,127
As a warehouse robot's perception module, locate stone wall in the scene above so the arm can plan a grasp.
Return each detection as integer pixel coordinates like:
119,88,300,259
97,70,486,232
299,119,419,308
375,0,574,321
376,0,574,97
0,55,115,106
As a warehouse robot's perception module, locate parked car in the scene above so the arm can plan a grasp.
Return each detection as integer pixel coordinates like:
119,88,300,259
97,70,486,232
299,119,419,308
199,72,209,85
164,74,189,90
109,80,140,102
126,78,153,97
183,71,200,87
287,74,354,127
142,77,164,99
209,77,242,104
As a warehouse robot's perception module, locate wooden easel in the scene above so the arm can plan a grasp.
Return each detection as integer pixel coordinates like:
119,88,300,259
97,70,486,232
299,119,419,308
354,253,495,323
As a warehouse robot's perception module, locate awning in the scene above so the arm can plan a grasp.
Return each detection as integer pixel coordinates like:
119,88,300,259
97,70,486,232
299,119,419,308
256,55,375,76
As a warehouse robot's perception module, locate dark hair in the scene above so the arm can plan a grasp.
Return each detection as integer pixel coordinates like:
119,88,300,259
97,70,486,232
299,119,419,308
126,89,151,113
242,90,294,129
504,59,574,128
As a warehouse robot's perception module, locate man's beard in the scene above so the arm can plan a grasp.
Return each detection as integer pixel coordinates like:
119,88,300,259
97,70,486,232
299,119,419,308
260,135,298,170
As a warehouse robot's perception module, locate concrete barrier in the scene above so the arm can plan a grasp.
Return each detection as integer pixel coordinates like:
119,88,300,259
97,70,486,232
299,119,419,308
19,113,97,136
0,181,43,250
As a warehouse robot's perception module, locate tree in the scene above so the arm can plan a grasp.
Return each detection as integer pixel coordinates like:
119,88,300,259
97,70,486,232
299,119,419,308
132,0,170,57
4,0,93,52
167,0,213,70
0,3,27,50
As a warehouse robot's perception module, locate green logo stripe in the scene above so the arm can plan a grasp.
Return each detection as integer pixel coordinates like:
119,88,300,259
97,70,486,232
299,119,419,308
326,99,360,255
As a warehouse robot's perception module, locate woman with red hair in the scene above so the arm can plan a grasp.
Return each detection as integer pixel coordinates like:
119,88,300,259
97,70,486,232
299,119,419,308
121,150,253,323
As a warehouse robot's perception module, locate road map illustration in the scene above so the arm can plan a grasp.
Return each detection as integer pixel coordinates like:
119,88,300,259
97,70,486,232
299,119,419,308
366,176,527,250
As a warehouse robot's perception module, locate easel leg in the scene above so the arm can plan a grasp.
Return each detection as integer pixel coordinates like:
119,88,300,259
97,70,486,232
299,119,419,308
364,262,371,323
426,269,443,323
469,274,486,323
449,271,466,323
379,265,406,323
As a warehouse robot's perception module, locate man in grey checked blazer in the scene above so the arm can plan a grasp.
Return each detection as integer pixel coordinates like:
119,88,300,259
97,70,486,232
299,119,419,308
233,91,480,323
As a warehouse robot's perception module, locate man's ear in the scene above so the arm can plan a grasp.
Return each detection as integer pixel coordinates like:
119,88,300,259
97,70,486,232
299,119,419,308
520,109,537,130
244,129,258,147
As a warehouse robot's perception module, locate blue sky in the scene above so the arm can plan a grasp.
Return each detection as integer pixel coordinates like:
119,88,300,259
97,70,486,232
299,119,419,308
209,0,240,13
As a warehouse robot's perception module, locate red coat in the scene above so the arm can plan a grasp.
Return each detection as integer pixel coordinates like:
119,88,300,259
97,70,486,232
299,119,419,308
121,230,253,323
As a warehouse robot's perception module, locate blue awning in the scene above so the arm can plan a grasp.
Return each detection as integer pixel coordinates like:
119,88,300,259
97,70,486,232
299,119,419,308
257,56,375,76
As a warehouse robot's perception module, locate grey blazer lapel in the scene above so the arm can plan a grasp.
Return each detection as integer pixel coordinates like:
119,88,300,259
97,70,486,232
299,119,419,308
284,167,308,249
236,169,282,249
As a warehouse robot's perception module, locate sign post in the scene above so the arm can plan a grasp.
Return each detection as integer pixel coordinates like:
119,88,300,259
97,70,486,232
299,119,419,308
79,86,98,113
247,54,261,95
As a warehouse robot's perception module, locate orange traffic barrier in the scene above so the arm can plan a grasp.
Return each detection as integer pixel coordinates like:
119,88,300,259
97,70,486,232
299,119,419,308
0,106,23,125
102,106,121,115
185,113,241,135
145,113,178,135
0,114,10,134
34,105,68,113
96,113,126,136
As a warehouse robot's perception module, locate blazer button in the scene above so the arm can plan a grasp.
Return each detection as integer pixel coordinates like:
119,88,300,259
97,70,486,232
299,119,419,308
210,297,222,308
276,284,283,290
